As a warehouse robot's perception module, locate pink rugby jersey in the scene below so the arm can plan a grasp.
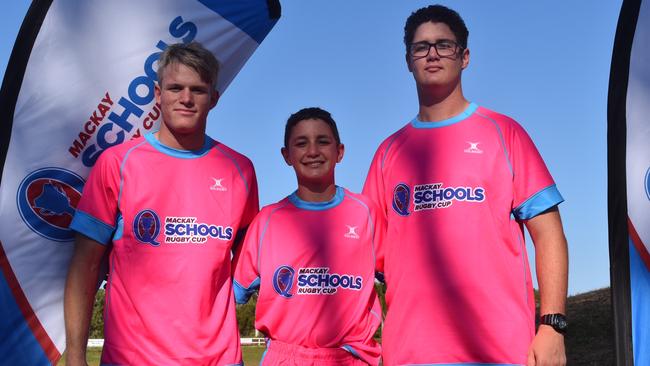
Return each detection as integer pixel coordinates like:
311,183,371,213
232,187,385,366
363,103,564,366
70,133,258,366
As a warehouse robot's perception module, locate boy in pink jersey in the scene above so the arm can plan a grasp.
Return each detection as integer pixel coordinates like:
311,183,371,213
64,42,258,365
233,107,384,366
363,5,568,366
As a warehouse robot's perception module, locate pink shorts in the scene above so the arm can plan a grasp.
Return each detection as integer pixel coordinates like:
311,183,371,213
261,340,369,366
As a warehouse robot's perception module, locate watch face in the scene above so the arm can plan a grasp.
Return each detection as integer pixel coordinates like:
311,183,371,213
557,319,568,329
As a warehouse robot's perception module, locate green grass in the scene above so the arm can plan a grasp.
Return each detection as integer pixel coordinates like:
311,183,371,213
242,346,266,365
58,346,265,365
58,348,101,365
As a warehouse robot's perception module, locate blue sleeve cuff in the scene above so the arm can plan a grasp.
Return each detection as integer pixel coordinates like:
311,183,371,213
512,184,564,220
233,278,260,304
69,210,115,245
341,345,362,359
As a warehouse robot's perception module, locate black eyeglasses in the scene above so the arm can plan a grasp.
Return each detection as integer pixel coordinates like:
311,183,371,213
408,40,463,58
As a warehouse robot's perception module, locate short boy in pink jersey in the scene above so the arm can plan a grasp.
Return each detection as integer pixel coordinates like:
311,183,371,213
233,107,384,366
64,42,258,366
363,5,569,366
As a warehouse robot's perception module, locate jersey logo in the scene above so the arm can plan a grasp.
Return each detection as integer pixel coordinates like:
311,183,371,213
464,141,483,154
344,225,360,239
413,183,485,211
296,267,363,295
210,177,227,191
163,216,233,243
133,209,161,246
392,183,411,216
17,168,85,242
273,265,295,298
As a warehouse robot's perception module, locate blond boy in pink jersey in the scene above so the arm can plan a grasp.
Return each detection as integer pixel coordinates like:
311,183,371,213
64,42,258,365
233,107,384,366
363,5,568,366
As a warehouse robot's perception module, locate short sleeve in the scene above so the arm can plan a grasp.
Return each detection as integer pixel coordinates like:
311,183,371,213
69,150,121,244
363,144,389,220
508,121,564,220
232,209,265,304
240,165,260,231
230,158,259,252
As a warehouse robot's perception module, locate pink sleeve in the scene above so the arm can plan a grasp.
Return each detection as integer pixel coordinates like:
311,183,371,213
69,150,121,244
363,144,389,220
506,120,563,220
232,209,264,304
231,159,260,250
240,165,260,230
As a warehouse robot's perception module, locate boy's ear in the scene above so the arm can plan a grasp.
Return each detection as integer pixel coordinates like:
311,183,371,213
337,143,345,163
210,90,220,109
281,147,291,166
461,47,470,70
406,53,413,72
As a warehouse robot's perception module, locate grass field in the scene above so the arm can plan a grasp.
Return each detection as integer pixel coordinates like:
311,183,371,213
58,346,266,365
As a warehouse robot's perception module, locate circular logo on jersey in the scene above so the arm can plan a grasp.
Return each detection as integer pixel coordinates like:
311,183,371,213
272,265,295,298
133,209,161,246
16,167,85,242
392,183,411,216
646,167,650,201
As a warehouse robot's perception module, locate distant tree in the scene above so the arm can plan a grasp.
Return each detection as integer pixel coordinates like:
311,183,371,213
237,295,257,337
374,281,386,339
86,289,261,339
89,289,105,338
375,281,386,315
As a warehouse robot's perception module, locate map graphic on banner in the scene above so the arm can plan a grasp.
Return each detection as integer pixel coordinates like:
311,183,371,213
0,1,280,364
608,0,649,364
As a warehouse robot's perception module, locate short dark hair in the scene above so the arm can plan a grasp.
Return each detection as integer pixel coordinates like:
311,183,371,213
404,5,469,50
157,41,220,90
284,107,341,148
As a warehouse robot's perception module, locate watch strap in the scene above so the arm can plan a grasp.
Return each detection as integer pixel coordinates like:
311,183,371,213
540,313,568,334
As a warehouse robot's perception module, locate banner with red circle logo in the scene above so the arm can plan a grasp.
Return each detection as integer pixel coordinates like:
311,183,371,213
0,1,280,364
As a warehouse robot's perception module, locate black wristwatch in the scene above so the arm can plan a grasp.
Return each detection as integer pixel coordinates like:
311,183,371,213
540,313,568,334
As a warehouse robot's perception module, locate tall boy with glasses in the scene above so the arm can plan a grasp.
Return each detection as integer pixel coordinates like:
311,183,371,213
363,5,568,366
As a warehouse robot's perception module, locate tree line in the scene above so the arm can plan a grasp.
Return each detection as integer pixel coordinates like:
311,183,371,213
89,283,388,338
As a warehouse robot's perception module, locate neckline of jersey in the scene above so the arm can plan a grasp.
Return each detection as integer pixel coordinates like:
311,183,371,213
288,186,344,211
411,102,478,129
145,132,213,158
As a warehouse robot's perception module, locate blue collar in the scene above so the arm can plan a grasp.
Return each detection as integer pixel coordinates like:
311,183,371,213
145,132,213,158
411,102,478,128
288,186,344,211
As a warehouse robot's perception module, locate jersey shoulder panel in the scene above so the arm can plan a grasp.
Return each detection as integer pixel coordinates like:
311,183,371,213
210,138,256,191
473,106,529,139
259,197,292,219
210,139,254,171
342,189,379,213
373,122,411,169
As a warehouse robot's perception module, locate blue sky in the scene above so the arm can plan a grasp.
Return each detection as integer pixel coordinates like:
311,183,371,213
0,1,623,294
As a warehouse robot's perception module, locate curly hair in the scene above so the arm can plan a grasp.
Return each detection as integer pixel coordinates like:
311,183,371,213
404,5,469,51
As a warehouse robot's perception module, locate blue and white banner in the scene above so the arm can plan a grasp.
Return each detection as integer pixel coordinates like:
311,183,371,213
608,0,649,365
0,1,279,364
